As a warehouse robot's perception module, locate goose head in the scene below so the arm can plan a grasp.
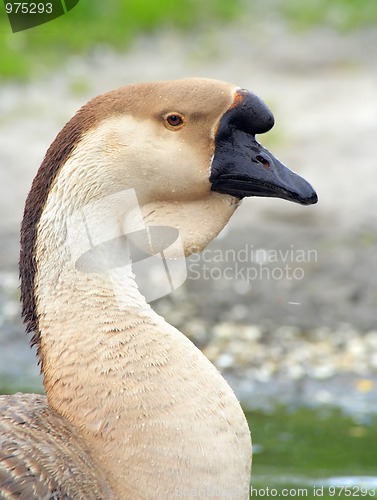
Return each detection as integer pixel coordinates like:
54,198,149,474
28,78,317,263
21,78,318,349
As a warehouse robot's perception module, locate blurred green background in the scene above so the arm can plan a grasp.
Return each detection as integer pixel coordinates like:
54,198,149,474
1,0,377,79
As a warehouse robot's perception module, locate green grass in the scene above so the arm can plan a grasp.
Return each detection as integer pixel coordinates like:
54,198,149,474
1,0,377,80
247,405,377,498
0,378,43,395
0,0,242,79
280,0,377,31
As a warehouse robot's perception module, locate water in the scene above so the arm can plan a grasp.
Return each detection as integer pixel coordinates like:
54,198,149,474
246,406,377,498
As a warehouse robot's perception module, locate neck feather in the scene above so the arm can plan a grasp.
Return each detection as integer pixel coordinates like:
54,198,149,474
28,165,251,498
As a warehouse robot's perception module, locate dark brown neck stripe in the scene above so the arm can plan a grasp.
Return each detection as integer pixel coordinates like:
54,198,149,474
19,99,102,363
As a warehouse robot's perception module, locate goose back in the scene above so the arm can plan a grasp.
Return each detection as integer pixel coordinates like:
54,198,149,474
0,394,114,499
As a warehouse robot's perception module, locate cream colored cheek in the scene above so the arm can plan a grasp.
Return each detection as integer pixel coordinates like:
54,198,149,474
146,147,211,200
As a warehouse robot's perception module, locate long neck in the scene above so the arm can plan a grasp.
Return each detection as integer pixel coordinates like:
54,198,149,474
33,188,251,498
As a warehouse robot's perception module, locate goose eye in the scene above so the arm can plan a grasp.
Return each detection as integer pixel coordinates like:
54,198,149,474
164,113,186,130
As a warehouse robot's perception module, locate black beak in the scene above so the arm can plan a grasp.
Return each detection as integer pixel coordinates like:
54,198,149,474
210,89,318,206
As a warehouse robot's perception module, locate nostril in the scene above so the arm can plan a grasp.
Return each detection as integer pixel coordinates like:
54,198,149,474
256,155,270,169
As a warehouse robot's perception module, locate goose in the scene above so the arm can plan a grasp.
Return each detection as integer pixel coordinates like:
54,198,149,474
0,78,317,499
